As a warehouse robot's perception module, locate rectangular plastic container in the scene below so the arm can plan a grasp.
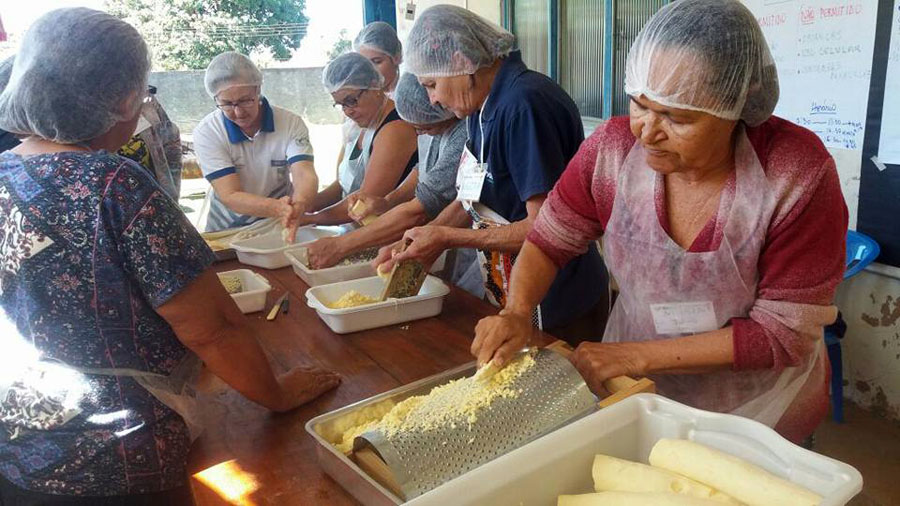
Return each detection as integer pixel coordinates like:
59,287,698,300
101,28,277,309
216,269,272,313
287,247,449,287
406,394,863,506
305,275,450,334
286,247,378,287
231,226,339,269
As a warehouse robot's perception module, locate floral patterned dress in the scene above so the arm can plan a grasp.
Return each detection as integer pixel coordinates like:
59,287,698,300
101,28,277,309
0,150,214,496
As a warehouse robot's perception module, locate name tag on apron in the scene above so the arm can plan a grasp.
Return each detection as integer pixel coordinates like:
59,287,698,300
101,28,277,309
650,301,718,335
456,146,487,202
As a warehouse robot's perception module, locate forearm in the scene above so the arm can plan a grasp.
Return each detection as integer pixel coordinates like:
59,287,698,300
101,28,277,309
640,327,735,374
383,170,418,209
220,191,283,219
309,197,352,225
441,216,532,253
342,199,429,251
429,201,473,228
291,162,318,204
311,181,342,212
186,323,284,410
504,240,559,316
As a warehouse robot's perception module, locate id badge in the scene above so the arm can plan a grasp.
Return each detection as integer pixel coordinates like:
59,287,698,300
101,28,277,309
650,301,718,335
456,146,487,202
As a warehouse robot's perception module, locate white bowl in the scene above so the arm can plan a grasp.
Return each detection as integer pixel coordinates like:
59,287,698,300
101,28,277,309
217,269,272,313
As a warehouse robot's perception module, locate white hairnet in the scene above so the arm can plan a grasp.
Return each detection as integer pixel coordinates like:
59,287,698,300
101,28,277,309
204,52,263,98
353,22,402,63
0,8,149,144
0,57,13,93
404,5,515,78
624,0,778,126
322,52,384,93
395,73,455,125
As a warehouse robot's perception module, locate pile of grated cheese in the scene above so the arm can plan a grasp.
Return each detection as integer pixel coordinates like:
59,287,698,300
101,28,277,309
333,352,536,453
219,274,243,294
327,290,379,309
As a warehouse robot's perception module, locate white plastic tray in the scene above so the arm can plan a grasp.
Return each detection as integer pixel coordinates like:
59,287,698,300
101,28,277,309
231,226,339,269
286,247,377,287
286,246,449,287
216,269,271,314
306,275,450,334
407,394,863,506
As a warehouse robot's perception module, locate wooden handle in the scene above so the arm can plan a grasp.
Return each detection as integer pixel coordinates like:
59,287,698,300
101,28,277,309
354,446,405,500
544,340,655,407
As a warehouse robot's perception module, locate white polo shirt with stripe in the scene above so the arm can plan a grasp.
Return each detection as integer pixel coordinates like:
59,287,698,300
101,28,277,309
193,98,314,232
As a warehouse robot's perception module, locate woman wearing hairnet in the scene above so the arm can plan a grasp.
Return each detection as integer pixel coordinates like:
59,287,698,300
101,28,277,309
193,52,319,235
300,52,418,227
305,73,471,279
474,0,847,444
376,5,608,342
0,9,339,504
353,21,403,95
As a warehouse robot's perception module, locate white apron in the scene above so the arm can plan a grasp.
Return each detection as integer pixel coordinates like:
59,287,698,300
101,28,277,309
601,128,821,427
338,126,377,198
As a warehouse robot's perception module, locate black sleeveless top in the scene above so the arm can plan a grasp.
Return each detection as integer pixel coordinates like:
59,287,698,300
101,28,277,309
349,109,418,187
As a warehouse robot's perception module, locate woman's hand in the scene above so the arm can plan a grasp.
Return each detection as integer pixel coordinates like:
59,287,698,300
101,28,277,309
274,365,341,412
570,342,649,395
389,226,448,270
280,196,313,244
372,240,405,275
306,236,347,269
348,193,389,224
472,310,535,367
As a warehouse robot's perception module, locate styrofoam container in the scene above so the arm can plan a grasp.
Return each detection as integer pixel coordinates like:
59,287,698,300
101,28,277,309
305,275,450,334
216,269,272,314
286,247,449,287
231,226,339,269
406,393,863,506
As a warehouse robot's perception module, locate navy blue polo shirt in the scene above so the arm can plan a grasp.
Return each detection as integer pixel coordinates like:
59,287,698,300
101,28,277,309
467,50,606,330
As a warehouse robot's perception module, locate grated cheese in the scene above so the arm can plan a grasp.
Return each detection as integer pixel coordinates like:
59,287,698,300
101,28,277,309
327,290,379,309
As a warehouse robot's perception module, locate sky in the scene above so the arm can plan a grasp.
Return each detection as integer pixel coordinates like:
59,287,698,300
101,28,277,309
0,0,362,67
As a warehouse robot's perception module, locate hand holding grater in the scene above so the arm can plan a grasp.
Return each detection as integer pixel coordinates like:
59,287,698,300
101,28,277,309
379,239,428,300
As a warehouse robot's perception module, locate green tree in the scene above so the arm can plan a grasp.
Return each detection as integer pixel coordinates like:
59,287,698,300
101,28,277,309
106,0,309,70
327,29,352,61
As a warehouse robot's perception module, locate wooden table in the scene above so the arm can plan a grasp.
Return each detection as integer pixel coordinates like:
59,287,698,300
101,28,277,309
188,261,551,505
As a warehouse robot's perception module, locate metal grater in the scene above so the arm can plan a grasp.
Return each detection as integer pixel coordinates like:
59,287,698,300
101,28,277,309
354,349,596,500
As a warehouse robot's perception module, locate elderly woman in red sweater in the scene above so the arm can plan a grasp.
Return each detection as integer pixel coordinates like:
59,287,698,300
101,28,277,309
472,0,847,444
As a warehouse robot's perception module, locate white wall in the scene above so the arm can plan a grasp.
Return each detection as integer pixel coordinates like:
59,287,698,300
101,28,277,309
396,0,503,45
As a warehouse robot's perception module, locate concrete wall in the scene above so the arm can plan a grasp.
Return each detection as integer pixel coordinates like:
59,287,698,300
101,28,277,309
835,265,900,421
149,66,343,134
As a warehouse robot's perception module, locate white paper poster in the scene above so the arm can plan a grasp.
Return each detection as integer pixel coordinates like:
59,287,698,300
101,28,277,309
878,0,900,164
743,1,878,151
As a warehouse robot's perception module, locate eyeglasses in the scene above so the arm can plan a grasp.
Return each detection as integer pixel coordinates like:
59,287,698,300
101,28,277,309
215,95,260,113
142,85,157,104
332,89,367,110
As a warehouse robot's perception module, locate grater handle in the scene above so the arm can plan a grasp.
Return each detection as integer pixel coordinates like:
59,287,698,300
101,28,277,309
544,340,656,407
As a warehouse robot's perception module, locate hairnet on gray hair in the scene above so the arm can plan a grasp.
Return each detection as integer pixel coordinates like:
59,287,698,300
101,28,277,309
204,52,263,98
394,73,455,125
0,8,150,144
353,22,402,63
624,0,778,126
322,52,385,93
0,56,13,93
404,5,515,78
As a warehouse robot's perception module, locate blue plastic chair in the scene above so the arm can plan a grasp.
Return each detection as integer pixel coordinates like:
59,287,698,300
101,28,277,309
826,230,880,423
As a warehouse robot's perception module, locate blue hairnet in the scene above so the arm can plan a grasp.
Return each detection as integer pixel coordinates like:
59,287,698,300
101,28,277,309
404,5,515,78
0,8,149,144
322,52,385,93
204,52,263,98
394,73,455,125
353,22,402,63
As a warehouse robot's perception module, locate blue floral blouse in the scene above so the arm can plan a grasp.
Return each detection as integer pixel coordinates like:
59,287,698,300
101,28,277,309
0,150,214,496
